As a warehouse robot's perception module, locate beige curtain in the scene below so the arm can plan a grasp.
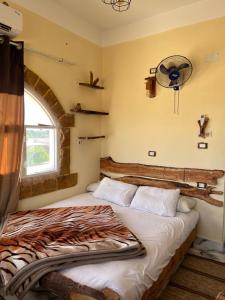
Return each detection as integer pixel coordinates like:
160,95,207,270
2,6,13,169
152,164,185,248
0,36,24,224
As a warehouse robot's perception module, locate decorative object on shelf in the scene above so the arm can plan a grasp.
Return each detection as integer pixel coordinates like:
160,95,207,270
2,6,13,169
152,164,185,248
102,0,132,12
79,71,104,89
145,76,156,98
71,103,109,115
198,114,209,138
152,55,193,114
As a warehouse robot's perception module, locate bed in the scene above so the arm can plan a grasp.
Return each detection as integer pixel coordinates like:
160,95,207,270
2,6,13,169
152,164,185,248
40,157,223,300
2,157,224,300
43,192,199,300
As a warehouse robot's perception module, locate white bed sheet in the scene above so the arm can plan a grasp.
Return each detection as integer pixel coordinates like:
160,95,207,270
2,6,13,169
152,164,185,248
45,193,199,300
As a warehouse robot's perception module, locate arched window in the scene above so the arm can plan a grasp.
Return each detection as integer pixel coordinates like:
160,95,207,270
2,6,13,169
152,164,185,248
22,90,58,176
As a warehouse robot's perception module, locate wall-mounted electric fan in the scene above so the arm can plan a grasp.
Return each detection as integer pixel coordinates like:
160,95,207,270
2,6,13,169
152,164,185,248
155,55,193,114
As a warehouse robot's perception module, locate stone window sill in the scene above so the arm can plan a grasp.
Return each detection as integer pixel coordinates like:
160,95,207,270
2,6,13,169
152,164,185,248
20,173,77,199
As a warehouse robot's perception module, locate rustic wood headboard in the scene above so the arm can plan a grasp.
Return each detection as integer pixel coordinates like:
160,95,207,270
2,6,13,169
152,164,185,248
100,157,225,207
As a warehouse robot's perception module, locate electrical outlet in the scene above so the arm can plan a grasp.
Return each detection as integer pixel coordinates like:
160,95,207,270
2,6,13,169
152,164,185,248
198,142,208,149
148,151,156,157
150,68,156,74
197,182,207,189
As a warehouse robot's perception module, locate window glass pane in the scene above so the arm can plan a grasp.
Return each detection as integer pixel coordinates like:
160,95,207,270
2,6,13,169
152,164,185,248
25,127,57,175
24,91,53,126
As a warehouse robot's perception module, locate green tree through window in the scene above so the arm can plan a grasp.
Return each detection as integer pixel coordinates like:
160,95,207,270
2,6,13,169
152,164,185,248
27,145,49,166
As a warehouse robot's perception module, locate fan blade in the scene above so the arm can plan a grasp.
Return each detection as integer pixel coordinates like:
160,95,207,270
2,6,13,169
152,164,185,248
177,63,189,70
169,80,178,87
160,64,169,74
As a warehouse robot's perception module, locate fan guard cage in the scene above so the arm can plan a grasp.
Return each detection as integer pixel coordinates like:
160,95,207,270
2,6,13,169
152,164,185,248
156,55,192,89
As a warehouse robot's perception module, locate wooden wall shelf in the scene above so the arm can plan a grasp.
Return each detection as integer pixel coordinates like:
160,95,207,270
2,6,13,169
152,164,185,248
79,83,104,90
79,136,105,140
75,109,108,115
71,104,109,116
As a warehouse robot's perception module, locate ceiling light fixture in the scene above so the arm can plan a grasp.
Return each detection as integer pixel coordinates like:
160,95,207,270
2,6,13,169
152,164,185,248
102,0,132,12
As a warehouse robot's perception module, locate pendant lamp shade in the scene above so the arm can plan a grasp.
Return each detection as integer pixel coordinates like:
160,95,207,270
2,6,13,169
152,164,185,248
102,0,132,12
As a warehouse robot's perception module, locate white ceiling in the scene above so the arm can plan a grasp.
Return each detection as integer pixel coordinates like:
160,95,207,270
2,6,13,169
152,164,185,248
10,0,225,45
55,0,201,30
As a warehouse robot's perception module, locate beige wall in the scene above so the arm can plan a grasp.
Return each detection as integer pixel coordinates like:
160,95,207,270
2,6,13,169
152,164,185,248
11,2,225,243
10,2,103,210
101,17,225,243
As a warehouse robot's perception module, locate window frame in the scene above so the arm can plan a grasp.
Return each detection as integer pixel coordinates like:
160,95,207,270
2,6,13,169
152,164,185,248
22,88,59,178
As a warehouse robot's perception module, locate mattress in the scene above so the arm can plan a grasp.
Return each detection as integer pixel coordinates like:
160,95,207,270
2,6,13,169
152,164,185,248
45,193,199,300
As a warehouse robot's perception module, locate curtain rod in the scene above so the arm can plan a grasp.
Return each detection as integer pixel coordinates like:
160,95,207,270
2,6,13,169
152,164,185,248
0,37,77,66
0,36,22,49
24,47,77,66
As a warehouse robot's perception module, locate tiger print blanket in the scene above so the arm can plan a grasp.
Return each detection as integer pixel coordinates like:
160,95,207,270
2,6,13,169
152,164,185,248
0,205,145,299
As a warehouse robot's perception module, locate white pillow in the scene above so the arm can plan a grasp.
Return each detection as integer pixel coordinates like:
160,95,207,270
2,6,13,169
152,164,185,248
130,186,180,217
86,182,100,192
177,196,197,213
93,177,138,207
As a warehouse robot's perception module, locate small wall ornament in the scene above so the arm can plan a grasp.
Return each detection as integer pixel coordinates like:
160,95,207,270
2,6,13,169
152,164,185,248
198,115,209,138
144,76,156,98
79,71,104,89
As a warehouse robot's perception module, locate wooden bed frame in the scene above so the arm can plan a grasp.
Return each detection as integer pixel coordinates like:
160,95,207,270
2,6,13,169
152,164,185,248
142,227,197,300
40,227,197,300
39,157,224,300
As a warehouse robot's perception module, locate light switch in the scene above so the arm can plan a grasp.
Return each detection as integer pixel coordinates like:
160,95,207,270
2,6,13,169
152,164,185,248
198,142,208,149
148,151,156,157
197,182,207,189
